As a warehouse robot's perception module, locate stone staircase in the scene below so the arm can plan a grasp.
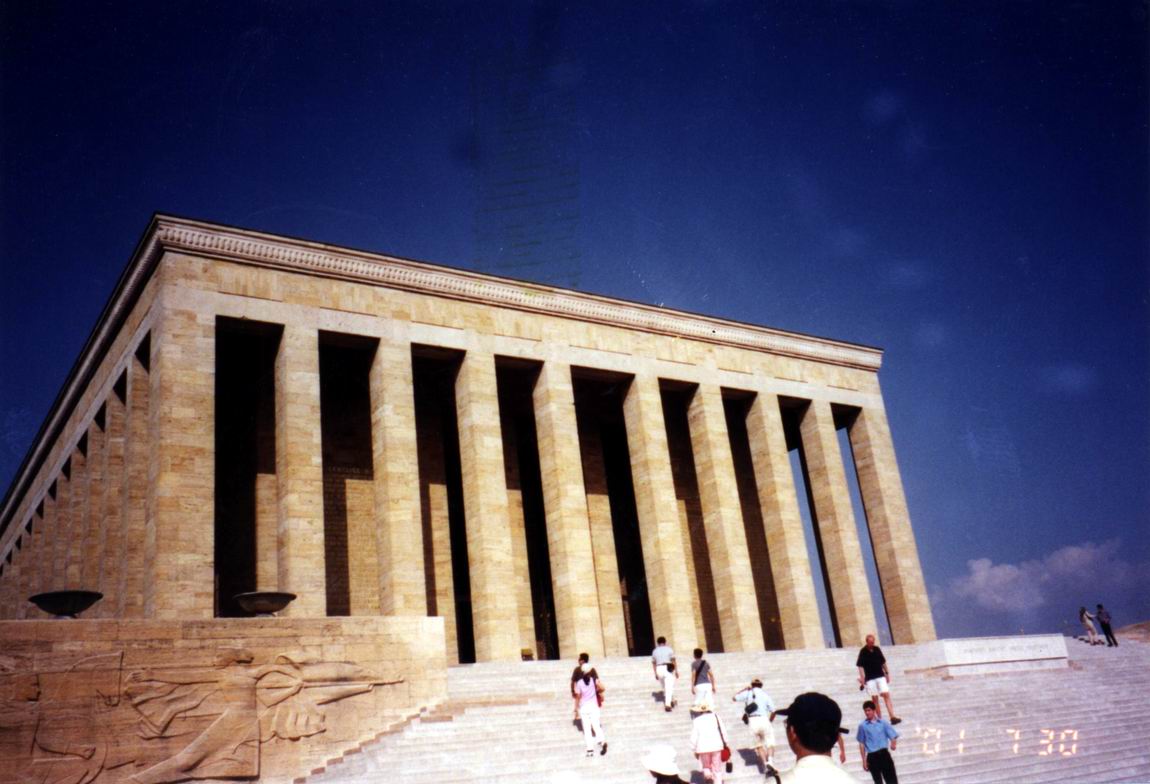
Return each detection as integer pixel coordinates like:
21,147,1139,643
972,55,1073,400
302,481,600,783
302,638,1150,783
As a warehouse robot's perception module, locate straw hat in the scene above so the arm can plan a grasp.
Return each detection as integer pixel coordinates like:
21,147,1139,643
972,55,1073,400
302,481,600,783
641,745,681,776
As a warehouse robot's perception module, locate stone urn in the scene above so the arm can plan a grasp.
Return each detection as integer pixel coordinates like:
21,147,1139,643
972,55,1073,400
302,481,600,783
28,590,103,618
234,591,297,617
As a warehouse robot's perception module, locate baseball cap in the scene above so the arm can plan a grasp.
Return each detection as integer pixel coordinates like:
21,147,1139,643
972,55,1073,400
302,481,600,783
775,692,849,752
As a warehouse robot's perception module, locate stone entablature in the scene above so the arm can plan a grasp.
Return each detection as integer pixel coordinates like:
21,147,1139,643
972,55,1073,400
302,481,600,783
0,215,936,662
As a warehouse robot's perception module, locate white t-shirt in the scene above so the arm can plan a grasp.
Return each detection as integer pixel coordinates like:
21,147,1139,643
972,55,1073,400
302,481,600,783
779,754,857,783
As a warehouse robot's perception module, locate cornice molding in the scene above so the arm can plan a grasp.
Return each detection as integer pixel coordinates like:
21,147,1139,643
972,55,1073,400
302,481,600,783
153,219,883,371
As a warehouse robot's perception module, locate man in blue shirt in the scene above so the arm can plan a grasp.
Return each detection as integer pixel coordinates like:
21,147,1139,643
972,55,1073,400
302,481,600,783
856,701,899,784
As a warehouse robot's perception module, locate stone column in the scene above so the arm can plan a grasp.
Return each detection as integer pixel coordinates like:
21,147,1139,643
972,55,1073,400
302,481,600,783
35,493,57,601
275,324,327,617
575,414,628,657
16,520,40,618
847,405,936,643
533,361,604,658
370,337,424,616
455,350,519,661
146,308,215,619
798,399,877,647
744,393,825,649
417,394,458,663
687,385,765,652
97,389,127,618
255,474,279,589
1,546,19,618
52,471,72,590
66,445,89,586
122,355,150,618
622,374,697,651
81,421,107,588
499,409,538,654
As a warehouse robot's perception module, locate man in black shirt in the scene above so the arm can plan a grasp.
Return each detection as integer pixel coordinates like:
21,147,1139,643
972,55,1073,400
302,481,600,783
1096,604,1118,647
856,635,901,725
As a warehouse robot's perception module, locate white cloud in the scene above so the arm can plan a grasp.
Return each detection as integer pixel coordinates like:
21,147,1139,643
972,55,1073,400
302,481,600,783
950,540,1138,613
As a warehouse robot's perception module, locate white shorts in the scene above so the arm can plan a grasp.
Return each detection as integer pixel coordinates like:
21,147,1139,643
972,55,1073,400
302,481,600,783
865,677,890,696
747,715,775,747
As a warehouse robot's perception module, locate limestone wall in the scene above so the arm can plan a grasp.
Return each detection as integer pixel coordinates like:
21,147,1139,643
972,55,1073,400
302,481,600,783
0,616,446,784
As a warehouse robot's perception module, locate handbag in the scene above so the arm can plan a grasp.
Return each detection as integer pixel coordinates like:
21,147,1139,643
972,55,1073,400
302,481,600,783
716,713,733,772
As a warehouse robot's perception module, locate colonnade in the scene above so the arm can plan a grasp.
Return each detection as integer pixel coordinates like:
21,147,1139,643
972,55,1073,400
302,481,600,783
0,304,936,661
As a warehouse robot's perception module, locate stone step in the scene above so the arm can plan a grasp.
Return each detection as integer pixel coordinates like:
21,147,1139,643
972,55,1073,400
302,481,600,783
305,640,1150,784
317,704,1149,784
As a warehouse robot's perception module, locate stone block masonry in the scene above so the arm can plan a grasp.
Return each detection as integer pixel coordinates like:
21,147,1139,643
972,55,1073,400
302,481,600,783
0,215,935,669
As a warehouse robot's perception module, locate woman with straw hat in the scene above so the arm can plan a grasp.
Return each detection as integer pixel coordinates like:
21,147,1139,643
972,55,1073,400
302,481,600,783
690,695,730,783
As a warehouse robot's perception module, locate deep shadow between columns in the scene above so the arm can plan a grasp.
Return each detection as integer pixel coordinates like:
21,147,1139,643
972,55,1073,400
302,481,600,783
780,396,840,648
833,404,895,647
723,391,785,650
495,358,559,661
318,332,378,617
661,383,724,652
572,371,654,656
214,317,281,618
413,349,475,664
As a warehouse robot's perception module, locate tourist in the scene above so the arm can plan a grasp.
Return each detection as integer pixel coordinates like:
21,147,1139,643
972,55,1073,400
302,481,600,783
652,635,679,711
1079,606,1101,645
571,653,607,757
855,634,901,724
641,744,688,783
857,700,899,784
775,692,854,783
1097,604,1118,647
732,677,778,776
691,648,716,707
689,695,730,783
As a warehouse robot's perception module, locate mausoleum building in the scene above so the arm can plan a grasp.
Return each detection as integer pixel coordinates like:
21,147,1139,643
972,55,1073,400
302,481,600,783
0,215,935,663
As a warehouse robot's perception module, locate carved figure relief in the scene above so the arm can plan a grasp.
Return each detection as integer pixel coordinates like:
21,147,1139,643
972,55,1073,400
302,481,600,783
0,648,402,784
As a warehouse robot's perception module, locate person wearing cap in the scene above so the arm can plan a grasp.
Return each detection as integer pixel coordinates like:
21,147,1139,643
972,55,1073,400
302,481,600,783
732,678,778,776
857,700,899,783
689,695,730,783
652,636,679,711
642,744,688,783
855,634,901,724
775,692,855,783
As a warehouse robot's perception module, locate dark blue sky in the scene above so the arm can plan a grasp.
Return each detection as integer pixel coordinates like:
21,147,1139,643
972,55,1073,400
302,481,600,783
2,1,1147,640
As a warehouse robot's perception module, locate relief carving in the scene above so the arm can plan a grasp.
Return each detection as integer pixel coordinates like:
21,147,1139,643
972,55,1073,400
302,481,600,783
0,648,401,784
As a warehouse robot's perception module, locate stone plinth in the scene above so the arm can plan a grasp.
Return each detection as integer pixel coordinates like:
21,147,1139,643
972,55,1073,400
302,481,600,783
904,634,1069,677
0,616,446,784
